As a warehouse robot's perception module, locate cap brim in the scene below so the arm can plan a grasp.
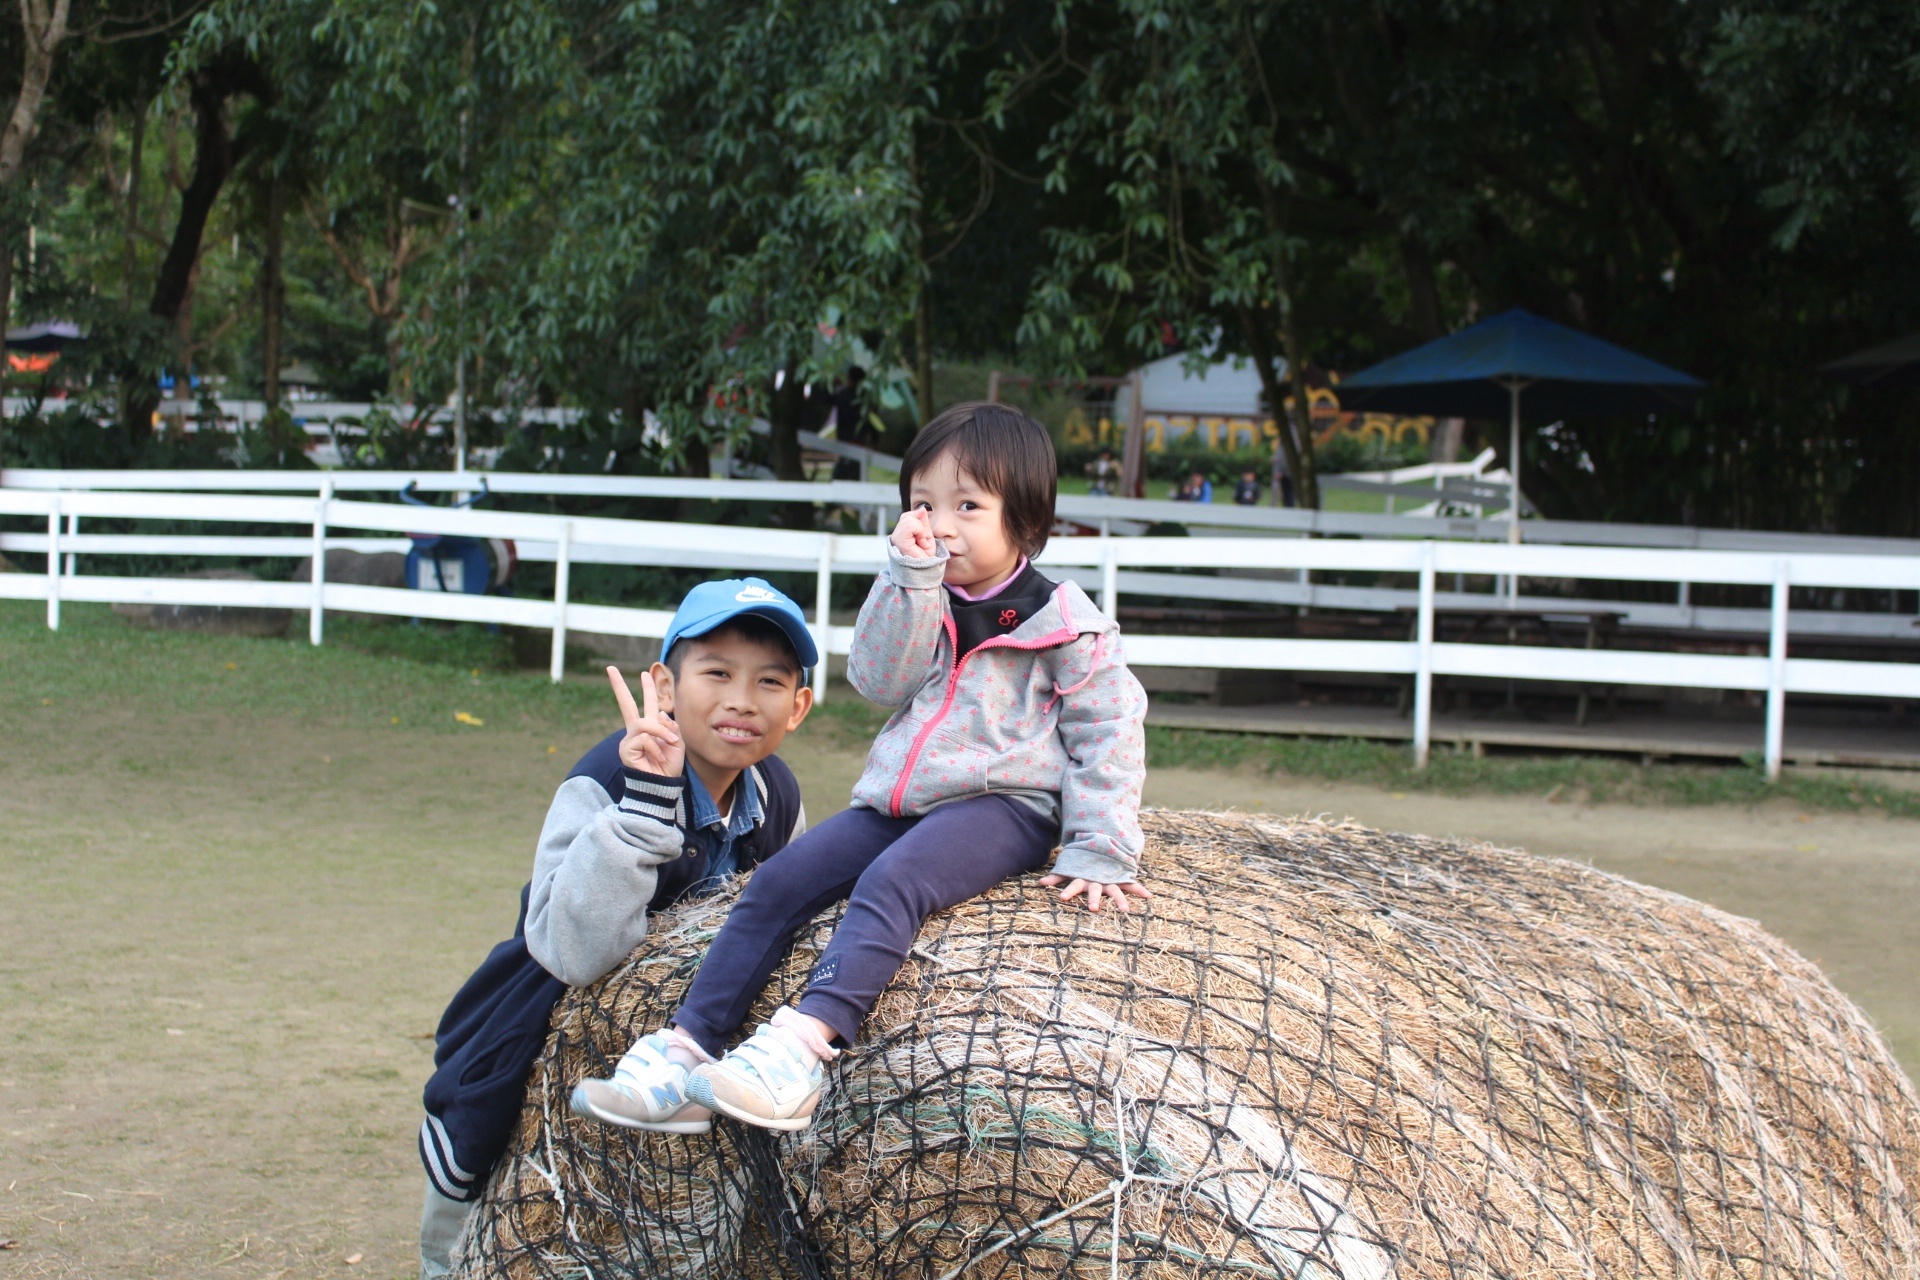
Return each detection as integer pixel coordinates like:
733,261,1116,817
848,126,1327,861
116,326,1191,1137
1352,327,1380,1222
674,604,819,670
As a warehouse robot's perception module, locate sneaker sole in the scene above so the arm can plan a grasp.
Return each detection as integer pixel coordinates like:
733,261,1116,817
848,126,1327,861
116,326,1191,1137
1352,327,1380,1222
568,1087,712,1135
687,1076,817,1132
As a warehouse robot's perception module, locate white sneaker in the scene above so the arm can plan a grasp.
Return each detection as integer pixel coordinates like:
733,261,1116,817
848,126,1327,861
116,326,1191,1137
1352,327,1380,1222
569,1032,713,1134
684,1024,825,1132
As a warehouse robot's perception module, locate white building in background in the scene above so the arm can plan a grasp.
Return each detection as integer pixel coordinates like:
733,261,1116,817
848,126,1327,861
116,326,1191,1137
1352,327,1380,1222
1092,351,1429,456
1109,352,1275,452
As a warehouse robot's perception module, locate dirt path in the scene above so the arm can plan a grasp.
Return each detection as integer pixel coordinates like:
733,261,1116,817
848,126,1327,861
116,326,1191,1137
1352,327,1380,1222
3,705,1915,1279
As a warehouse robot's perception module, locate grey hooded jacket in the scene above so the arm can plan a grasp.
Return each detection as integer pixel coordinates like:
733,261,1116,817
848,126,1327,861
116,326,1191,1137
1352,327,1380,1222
846,541,1148,884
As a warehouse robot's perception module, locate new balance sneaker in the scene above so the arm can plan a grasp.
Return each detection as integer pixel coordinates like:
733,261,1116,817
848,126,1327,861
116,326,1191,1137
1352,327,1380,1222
569,1032,712,1134
684,1023,825,1132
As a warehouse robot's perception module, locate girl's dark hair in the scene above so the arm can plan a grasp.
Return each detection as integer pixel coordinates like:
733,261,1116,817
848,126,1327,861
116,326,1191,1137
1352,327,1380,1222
899,401,1058,558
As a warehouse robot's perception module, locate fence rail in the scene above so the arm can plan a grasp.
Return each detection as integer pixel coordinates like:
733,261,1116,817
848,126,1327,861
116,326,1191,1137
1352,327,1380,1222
6,468,1917,640
11,466,1920,555
5,484,1918,779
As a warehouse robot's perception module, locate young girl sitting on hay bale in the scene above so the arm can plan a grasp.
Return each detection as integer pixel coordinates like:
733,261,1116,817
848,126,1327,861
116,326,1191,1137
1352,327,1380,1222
571,401,1150,1134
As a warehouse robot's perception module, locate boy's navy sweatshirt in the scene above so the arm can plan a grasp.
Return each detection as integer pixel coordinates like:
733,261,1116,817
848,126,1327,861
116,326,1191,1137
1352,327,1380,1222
420,730,804,1202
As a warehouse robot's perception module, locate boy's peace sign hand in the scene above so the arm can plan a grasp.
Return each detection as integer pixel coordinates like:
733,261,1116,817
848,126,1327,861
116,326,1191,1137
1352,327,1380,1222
607,666,683,778
890,507,938,559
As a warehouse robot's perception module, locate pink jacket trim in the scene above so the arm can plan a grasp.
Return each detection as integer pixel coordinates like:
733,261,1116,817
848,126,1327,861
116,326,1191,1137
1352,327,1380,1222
886,585,1080,817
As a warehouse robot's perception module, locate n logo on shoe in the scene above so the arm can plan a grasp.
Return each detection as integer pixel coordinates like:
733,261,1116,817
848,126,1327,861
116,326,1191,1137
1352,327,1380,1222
648,1080,680,1112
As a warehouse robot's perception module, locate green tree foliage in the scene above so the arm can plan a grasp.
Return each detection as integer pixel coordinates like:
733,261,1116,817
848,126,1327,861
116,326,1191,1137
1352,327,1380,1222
1,0,1916,536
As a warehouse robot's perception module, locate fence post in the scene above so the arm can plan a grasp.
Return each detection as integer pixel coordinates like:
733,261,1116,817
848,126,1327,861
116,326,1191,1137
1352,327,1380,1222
64,511,77,577
1413,542,1435,769
309,476,332,645
1764,558,1789,781
814,536,834,702
45,494,60,631
549,520,573,685
1100,527,1118,617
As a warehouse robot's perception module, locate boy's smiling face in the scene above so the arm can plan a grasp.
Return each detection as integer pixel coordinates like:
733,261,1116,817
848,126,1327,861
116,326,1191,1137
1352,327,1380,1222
650,627,813,783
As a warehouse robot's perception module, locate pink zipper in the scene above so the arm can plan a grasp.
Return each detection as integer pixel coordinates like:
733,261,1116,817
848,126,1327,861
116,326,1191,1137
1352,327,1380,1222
887,585,1080,817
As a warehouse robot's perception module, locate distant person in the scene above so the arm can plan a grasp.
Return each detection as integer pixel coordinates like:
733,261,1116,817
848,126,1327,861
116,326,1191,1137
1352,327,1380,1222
1174,470,1212,503
1085,447,1120,496
416,581,817,1278
570,401,1147,1136
1233,470,1261,505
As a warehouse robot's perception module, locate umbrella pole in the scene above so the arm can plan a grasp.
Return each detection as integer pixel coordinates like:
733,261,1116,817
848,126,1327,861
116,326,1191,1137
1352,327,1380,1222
1508,382,1522,546
1505,381,1522,607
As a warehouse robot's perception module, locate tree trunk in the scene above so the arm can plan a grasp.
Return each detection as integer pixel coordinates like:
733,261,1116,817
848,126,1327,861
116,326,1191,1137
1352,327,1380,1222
150,76,247,325
1272,262,1320,509
914,282,933,427
767,368,812,529
681,432,710,478
121,54,269,439
261,174,283,403
768,369,805,481
1398,236,1444,342
0,0,71,189
0,0,64,449
1240,306,1312,509
1252,180,1319,508
122,104,144,307
0,234,10,455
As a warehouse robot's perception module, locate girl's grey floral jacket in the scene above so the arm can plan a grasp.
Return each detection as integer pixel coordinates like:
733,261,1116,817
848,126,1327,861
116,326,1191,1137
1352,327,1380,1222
846,541,1148,884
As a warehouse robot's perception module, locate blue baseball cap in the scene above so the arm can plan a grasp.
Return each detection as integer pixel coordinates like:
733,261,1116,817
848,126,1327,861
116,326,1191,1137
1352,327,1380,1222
662,577,818,670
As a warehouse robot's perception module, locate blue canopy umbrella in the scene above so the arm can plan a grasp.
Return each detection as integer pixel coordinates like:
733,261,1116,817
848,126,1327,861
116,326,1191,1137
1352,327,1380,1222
1337,308,1704,540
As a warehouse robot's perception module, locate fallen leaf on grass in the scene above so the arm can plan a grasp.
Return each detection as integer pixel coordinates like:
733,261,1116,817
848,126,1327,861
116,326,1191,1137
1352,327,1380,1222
345,1253,363,1265
1,1238,18,1249
453,711,484,726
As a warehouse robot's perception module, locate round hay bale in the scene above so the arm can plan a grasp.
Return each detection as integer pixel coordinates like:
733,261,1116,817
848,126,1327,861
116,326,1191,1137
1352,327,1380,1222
456,810,1920,1279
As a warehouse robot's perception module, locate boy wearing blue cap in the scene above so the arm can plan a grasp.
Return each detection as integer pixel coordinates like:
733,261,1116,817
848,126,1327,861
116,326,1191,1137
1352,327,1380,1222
415,578,818,1278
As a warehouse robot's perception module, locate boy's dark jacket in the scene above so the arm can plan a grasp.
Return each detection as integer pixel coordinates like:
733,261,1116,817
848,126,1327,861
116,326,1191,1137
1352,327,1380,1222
419,731,802,1201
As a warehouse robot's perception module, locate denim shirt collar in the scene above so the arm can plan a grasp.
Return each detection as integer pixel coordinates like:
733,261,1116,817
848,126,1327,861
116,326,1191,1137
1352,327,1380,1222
684,765,763,843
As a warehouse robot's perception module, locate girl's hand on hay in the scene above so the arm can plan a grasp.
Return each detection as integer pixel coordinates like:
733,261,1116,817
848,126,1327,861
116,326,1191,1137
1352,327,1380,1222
1039,875,1152,914
608,666,683,777
890,508,938,559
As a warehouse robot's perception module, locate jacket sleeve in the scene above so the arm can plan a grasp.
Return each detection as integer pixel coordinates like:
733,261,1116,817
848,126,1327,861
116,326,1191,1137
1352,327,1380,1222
846,539,949,707
523,769,687,986
1047,632,1149,884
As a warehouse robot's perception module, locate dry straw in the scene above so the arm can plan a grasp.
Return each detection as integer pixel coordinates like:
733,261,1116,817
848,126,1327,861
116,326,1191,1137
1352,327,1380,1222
457,810,1920,1278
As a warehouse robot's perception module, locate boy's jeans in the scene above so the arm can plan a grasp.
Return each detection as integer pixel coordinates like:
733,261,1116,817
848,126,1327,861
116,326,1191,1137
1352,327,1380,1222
420,1177,473,1279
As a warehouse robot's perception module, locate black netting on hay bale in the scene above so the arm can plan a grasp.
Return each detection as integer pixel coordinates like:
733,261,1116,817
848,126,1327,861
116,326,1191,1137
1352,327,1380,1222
455,811,1920,1279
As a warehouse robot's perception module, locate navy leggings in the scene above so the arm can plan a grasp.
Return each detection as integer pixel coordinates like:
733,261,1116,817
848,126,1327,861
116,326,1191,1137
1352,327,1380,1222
672,795,1056,1055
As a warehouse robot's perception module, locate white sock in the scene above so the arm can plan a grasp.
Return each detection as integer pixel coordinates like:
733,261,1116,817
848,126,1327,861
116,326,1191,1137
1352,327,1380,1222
661,1024,715,1067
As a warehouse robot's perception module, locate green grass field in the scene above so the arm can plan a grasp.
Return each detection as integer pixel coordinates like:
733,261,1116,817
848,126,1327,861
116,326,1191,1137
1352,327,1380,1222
4,599,1917,1278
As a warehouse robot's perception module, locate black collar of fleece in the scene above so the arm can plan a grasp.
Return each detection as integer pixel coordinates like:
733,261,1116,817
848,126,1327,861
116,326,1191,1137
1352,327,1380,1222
945,560,1057,659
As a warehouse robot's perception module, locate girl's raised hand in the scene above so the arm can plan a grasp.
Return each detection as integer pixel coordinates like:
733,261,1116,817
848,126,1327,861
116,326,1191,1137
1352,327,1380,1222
608,666,684,778
890,507,938,559
1038,874,1153,914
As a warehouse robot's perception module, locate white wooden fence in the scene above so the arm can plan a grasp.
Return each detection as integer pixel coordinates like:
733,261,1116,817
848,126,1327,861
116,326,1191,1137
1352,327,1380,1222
5,482,1919,780
7,467,1919,640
